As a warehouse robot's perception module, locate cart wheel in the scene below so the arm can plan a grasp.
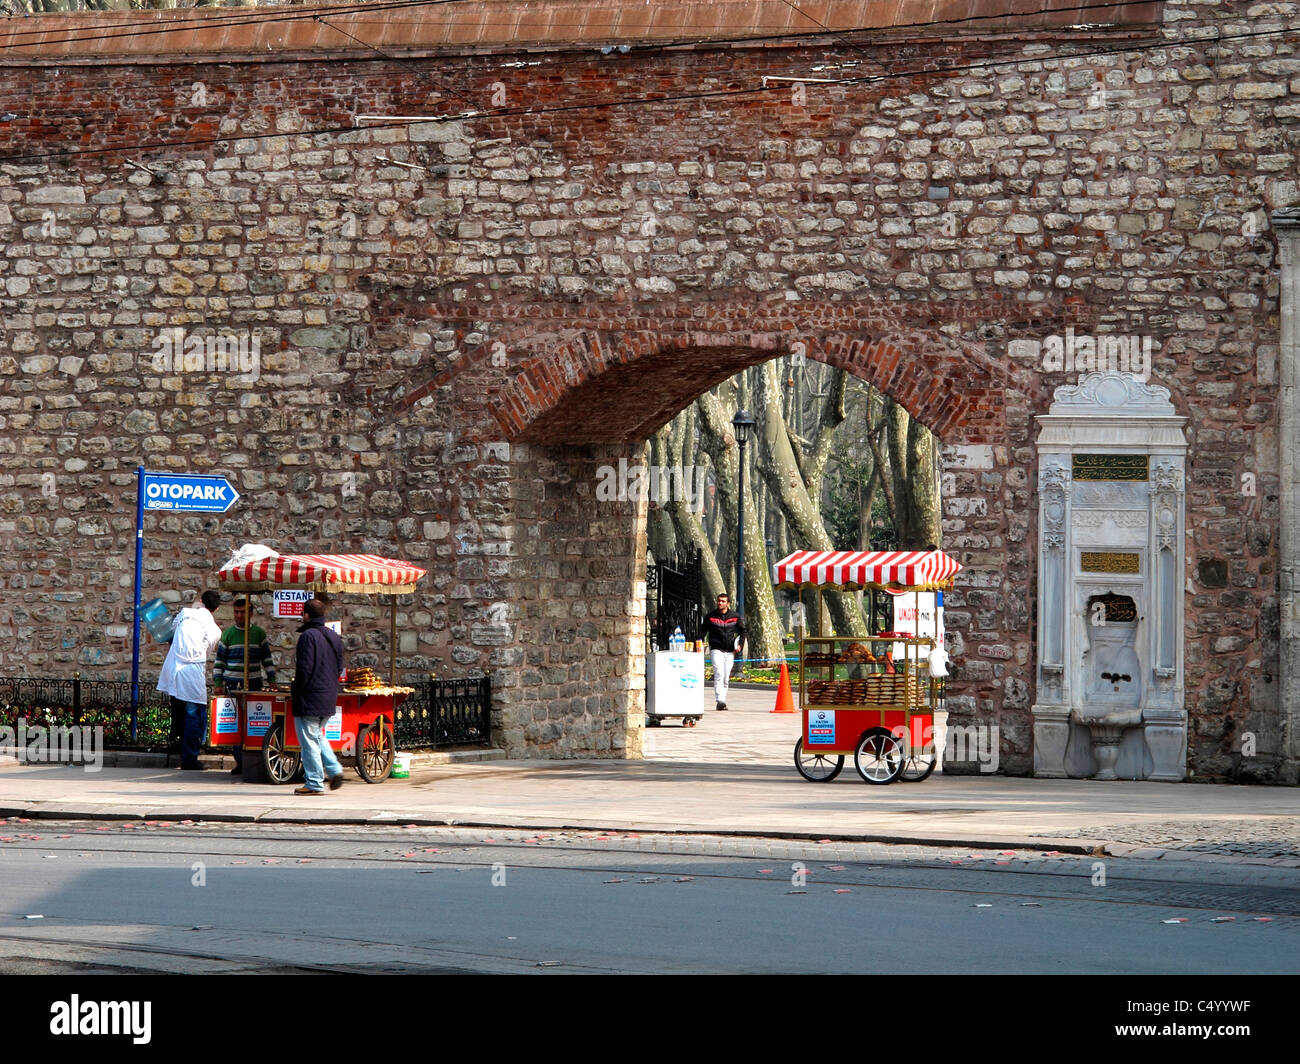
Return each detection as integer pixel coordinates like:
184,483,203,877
646,715,662,728
793,738,844,783
682,717,696,728
262,722,300,786
356,721,395,783
854,727,904,785
900,748,938,782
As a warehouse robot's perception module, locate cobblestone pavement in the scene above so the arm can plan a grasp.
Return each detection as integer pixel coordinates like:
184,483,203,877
1037,818,1300,862
642,685,799,764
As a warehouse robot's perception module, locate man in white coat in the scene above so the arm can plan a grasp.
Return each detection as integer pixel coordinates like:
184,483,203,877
157,590,223,770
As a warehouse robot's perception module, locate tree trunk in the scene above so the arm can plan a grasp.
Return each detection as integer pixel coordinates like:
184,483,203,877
753,361,867,638
879,398,942,549
646,432,676,563
888,398,914,544
695,389,783,662
804,366,848,504
859,464,880,550
868,405,901,538
663,418,727,604
907,418,942,548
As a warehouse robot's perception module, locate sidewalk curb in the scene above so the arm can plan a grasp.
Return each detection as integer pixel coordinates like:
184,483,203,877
72,747,505,770
5,804,1295,865
0,802,1102,853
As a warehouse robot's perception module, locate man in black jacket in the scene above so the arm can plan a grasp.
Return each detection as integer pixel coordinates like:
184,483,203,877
703,592,747,711
290,597,345,795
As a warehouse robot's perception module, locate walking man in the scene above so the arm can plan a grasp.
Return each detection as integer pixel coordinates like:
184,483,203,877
290,597,345,795
214,599,278,775
156,590,224,770
703,592,747,711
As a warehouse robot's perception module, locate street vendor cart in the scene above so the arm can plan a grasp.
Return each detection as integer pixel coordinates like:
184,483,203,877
214,552,426,784
773,549,962,785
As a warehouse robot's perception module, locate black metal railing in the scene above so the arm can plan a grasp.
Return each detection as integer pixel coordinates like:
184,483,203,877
394,675,492,749
649,545,703,651
0,675,174,749
1,672,493,752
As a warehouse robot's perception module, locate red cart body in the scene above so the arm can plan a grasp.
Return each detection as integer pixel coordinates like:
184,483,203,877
773,549,961,785
214,551,427,784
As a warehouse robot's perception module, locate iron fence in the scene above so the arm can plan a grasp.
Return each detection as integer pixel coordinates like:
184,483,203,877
0,673,493,752
395,675,492,749
0,675,174,749
648,545,703,651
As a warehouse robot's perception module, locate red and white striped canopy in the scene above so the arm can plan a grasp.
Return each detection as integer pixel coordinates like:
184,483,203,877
217,553,427,595
773,549,962,591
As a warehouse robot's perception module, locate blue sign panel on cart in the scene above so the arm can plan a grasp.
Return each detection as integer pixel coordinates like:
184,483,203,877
246,699,273,738
808,709,836,745
143,472,240,513
212,697,240,735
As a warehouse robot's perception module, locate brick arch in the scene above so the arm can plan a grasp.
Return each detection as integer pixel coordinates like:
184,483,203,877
436,307,1022,447
466,304,1030,769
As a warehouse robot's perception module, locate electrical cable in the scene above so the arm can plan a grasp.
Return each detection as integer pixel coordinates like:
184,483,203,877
309,10,483,112
0,0,474,48
0,0,1208,56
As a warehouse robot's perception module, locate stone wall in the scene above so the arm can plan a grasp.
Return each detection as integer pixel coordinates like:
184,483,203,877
0,0,1296,773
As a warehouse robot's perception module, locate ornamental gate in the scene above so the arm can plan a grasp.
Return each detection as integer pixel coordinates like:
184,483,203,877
647,547,703,653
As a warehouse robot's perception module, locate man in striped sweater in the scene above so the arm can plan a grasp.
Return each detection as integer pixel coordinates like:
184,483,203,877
214,600,278,774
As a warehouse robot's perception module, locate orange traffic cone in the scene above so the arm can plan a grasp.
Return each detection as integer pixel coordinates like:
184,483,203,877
771,661,796,713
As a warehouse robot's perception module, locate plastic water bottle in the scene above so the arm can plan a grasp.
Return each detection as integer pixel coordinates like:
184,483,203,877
141,598,174,643
672,627,684,651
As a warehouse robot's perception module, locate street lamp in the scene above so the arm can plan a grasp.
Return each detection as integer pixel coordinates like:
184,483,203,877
732,411,755,657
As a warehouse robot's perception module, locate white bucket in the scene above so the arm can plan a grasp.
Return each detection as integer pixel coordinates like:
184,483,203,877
392,752,412,779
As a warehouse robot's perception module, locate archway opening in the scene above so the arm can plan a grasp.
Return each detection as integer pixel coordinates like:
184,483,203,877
486,323,1011,766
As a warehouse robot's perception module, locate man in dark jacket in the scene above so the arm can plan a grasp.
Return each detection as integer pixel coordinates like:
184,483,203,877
703,592,747,711
290,597,345,795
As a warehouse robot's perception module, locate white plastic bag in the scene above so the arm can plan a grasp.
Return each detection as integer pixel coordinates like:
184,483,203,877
220,543,279,572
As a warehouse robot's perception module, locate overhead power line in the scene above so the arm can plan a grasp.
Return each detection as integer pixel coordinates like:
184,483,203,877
0,0,1183,56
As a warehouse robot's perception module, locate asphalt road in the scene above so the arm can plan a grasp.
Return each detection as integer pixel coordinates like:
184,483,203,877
1,821,1297,975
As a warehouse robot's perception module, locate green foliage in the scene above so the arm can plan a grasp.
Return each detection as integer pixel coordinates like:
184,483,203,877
825,440,895,551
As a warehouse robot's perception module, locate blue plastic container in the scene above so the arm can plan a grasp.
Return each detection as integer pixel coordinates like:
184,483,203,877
141,598,174,643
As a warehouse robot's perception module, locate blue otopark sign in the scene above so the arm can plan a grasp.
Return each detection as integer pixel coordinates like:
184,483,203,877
141,472,240,513
129,467,243,728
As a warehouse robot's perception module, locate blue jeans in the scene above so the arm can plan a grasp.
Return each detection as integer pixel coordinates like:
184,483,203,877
297,716,342,792
181,700,206,766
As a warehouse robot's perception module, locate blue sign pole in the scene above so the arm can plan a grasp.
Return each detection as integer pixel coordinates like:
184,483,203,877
129,470,241,740
130,466,145,738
